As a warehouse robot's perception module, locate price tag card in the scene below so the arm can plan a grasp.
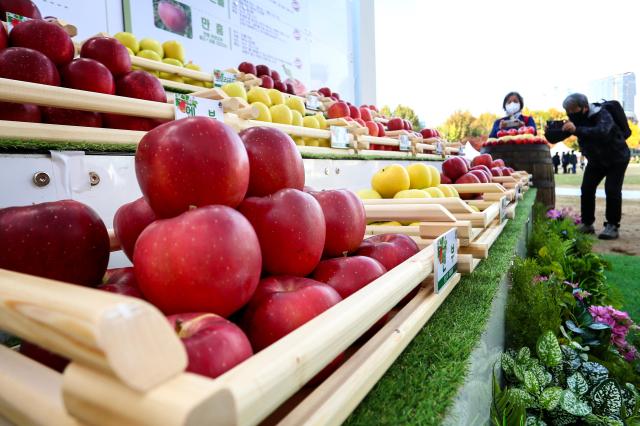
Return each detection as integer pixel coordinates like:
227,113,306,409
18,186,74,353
459,144,465,155
6,12,30,31
305,95,321,111
330,125,349,149
499,196,509,223
399,134,411,151
213,69,237,87
433,228,458,293
174,94,224,122
435,141,444,155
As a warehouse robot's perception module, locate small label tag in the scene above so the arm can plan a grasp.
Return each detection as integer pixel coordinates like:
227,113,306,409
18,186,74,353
305,95,321,111
435,141,444,155
433,228,458,293
174,94,224,121
213,69,237,87
459,144,465,155
399,134,411,151
330,125,349,149
499,196,509,223
6,12,30,31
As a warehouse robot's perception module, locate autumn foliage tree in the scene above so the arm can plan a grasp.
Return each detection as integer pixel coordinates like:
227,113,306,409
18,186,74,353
379,104,422,130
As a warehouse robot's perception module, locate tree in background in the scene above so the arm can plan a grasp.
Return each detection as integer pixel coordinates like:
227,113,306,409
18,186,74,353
379,104,423,130
471,112,498,137
628,120,639,149
438,110,475,141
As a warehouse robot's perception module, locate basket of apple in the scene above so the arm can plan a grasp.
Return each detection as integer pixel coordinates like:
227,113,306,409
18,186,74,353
485,126,548,146
0,117,460,425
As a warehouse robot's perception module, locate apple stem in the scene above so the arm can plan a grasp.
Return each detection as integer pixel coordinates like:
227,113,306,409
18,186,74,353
174,319,183,334
188,205,197,211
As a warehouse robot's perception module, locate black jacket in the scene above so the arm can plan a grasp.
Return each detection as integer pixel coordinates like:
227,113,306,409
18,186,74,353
546,106,630,166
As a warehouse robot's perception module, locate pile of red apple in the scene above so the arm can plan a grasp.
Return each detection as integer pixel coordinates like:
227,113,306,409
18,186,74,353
440,154,513,198
0,10,167,131
0,118,421,381
485,126,547,146
238,61,298,95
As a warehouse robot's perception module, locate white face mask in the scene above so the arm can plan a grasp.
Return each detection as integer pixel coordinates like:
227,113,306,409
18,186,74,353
505,102,520,115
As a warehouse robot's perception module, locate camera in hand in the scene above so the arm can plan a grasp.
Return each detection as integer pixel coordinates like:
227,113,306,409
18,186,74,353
546,120,566,130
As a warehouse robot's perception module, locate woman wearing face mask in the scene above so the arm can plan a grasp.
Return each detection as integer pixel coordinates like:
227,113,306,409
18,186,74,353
488,92,537,138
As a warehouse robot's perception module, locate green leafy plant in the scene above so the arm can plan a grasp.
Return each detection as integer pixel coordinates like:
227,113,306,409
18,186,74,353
492,331,640,425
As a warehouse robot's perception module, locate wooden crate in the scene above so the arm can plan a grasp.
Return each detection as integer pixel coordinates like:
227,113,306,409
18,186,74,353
0,225,461,425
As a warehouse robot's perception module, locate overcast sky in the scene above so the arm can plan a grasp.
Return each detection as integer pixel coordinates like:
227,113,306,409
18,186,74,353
375,0,640,126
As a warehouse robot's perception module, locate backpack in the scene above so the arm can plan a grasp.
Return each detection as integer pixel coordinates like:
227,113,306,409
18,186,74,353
595,100,632,139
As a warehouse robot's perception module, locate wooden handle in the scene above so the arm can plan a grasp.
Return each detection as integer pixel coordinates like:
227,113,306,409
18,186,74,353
491,176,517,184
235,105,259,120
190,87,228,100
278,274,461,426
131,56,212,82
0,120,145,145
158,78,210,94
0,345,79,426
364,204,456,222
0,78,174,120
0,269,187,391
361,198,475,214
357,135,400,147
449,183,506,194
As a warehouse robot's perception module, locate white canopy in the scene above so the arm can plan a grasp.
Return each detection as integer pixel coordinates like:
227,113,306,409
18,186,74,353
463,141,481,159
550,142,571,155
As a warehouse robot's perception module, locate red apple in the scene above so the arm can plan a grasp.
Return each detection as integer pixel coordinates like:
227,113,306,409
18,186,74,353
103,114,158,131
0,21,6,50
168,313,253,379
331,92,340,100
365,120,378,137
80,36,131,77
99,267,144,298
496,130,507,138
285,83,295,95
359,107,372,121
469,170,489,183
116,70,166,102
377,122,386,137
517,127,526,135
239,126,305,197
260,75,274,89
507,128,518,136
354,118,366,127
440,173,452,184
270,69,281,81
239,188,325,276
61,58,115,95
327,101,350,119
0,0,42,19
312,256,386,298
420,128,435,139
387,118,404,131
0,200,109,286
135,205,261,316
0,47,59,86
525,126,535,135
442,157,469,181
19,341,69,373
136,117,249,217
238,61,256,75
491,159,505,168
471,154,493,169
0,102,40,122
455,172,481,184
42,107,102,127
490,167,503,177
157,0,189,33
9,19,74,66
501,167,512,176
113,197,157,261
403,120,412,131
348,104,360,119
273,80,286,92
355,234,419,271
256,64,270,77
318,87,332,97
471,165,491,176
310,189,366,257
242,276,342,351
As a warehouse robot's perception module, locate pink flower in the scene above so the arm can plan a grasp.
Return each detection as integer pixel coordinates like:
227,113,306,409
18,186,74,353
574,290,591,301
565,281,579,289
533,276,548,284
546,209,562,219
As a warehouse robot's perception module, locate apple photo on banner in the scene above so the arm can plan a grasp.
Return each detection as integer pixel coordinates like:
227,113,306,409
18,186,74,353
153,0,193,39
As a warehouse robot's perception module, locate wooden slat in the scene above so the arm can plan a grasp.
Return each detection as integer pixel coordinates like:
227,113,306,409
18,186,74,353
131,56,212,82
361,198,475,214
364,204,457,223
450,183,506,194
0,120,145,144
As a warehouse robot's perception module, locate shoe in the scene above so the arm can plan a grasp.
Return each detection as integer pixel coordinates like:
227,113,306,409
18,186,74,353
577,224,595,234
598,224,619,240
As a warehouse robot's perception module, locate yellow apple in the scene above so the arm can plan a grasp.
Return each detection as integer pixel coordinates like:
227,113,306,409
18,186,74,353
137,49,162,62
406,163,431,189
469,205,480,212
356,189,382,199
439,184,459,198
319,139,331,147
371,164,411,198
222,82,248,101
125,47,134,55
315,112,328,129
251,102,272,122
369,221,402,226
247,87,271,106
268,89,285,105
291,110,303,126
114,32,139,53
139,38,163,57
204,81,213,88
302,116,320,146
394,189,431,199
286,96,305,115
270,104,292,124
423,187,445,198
183,62,204,86
293,137,305,146
408,222,422,226
159,58,183,80
427,166,441,187
163,40,185,63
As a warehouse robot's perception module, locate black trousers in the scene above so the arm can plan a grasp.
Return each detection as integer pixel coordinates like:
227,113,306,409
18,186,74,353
581,160,629,227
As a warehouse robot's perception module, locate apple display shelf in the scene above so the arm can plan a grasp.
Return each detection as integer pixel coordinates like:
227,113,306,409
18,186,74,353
0,209,462,426
0,77,456,160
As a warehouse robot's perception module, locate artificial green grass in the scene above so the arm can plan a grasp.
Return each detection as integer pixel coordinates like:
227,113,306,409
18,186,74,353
345,189,537,426
0,138,443,162
602,253,640,323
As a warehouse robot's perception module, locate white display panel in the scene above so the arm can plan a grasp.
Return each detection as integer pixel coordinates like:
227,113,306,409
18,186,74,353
32,0,115,41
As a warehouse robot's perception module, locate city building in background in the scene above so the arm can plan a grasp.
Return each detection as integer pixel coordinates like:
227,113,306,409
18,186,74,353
569,72,637,123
